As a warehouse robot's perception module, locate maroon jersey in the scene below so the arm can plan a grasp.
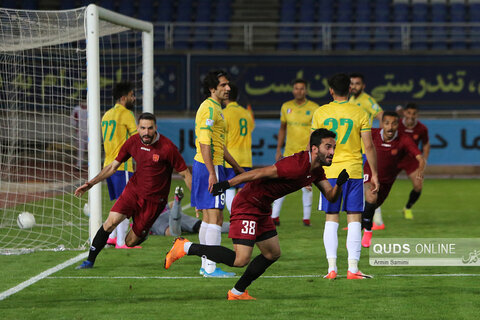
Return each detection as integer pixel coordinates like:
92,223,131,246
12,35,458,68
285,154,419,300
365,128,421,184
116,133,187,202
398,119,429,150
231,151,326,216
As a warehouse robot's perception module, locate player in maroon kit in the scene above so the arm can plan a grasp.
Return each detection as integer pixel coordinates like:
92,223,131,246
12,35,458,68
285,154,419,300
75,112,192,269
397,103,430,220
164,129,349,300
361,111,425,247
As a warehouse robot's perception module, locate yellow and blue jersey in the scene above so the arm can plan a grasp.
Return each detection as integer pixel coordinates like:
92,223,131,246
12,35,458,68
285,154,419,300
349,92,382,154
312,100,371,179
280,99,319,157
194,98,226,165
102,103,137,172
223,101,255,168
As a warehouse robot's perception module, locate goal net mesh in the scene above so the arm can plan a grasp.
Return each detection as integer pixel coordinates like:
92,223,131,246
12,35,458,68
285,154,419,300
0,7,143,254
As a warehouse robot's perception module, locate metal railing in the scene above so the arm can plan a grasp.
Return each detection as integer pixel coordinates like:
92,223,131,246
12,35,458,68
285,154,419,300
153,22,480,52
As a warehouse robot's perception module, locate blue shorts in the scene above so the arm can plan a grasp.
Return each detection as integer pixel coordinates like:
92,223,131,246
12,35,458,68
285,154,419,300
106,170,133,201
191,160,226,210
225,167,251,188
318,178,364,213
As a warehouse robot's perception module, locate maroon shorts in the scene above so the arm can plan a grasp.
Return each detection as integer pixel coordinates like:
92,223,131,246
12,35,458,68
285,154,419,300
364,172,394,208
397,155,419,175
229,213,276,241
111,191,167,238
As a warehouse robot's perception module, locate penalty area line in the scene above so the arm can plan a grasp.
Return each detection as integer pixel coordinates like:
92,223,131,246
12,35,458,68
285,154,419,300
46,273,480,280
0,252,88,301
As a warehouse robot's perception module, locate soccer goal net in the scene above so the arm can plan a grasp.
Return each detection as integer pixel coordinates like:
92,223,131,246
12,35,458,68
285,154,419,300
0,5,153,254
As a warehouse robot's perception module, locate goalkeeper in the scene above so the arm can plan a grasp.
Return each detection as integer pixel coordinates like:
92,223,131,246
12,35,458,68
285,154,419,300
165,129,348,300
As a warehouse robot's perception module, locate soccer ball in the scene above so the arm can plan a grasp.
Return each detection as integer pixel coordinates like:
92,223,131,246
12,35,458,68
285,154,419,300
17,211,36,229
83,203,90,217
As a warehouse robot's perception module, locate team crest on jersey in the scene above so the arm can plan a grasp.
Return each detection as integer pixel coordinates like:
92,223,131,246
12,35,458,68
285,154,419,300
287,108,292,114
206,119,214,126
391,149,398,155
152,154,159,162
413,134,419,140
306,110,311,115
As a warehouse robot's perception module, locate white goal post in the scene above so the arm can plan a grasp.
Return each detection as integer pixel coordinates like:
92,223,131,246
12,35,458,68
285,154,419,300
0,4,153,253
85,4,154,242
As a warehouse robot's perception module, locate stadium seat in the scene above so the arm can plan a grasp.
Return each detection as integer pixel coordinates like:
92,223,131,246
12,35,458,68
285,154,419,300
280,0,296,22
450,26,467,50
393,2,409,23
299,0,315,22
118,0,135,17
410,26,428,50
373,27,390,50
21,0,38,10
137,0,154,21
317,0,333,22
431,26,448,50
277,26,296,50
98,0,115,11
468,26,480,49
60,0,76,10
334,26,351,50
156,0,173,22
1,0,18,8
411,1,428,23
431,1,447,23
354,26,371,50
215,1,231,20
297,26,315,50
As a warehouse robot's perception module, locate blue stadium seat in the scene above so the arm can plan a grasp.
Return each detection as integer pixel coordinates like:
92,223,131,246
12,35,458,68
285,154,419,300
157,0,173,22
410,26,428,50
468,26,480,49
431,2,447,22
98,0,115,11
450,27,467,50
211,27,228,50
277,26,296,50
215,1,231,20
60,0,77,10
299,0,315,22
354,26,370,50
2,0,18,8
118,0,135,17
317,1,333,22
334,26,351,50
137,0,154,21
21,0,38,10
280,0,296,22
373,27,390,50
176,0,193,22
297,26,315,50
393,2,409,22
411,2,428,22
450,2,465,22
431,26,447,50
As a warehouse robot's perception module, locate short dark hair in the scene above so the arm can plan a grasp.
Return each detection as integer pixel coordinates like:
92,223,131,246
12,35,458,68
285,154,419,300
405,102,419,110
349,73,365,83
138,112,156,123
382,111,399,120
113,82,134,101
292,78,308,86
310,128,336,149
328,73,350,96
202,70,230,97
228,83,238,101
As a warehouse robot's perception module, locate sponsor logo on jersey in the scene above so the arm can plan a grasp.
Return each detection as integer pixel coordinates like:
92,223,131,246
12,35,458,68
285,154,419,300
141,147,150,151
381,143,391,147
287,108,292,114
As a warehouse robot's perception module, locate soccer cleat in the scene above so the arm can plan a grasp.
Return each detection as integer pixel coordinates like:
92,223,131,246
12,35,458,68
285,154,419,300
75,260,93,269
203,267,236,278
403,208,414,220
303,219,311,226
227,290,256,300
199,268,205,276
164,237,189,269
175,186,184,202
362,230,373,248
347,270,373,279
342,226,348,231
372,222,385,230
115,244,142,249
323,270,337,279
272,217,280,226
106,237,117,246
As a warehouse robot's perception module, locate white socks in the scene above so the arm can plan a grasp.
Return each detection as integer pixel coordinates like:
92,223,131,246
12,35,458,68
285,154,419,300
271,196,285,219
225,188,236,214
323,221,339,272
346,221,362,273
115,219,129,247
302,187,312,220
199,221,208,270
205,223,222,273
373,207,383,225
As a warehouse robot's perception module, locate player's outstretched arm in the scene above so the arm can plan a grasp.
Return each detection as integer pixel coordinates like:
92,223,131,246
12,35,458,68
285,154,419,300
211,165,278,196
74,160,121,197
178,168,192,191
316,169,349,202
362,131,379,192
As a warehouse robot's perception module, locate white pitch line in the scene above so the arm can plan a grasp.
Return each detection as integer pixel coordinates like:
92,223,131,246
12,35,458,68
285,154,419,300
0,252,88,301
46,273,480,280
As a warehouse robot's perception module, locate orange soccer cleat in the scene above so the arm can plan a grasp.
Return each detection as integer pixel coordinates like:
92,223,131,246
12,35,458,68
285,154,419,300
372,222,385,230
323,270,337,279
164,237,189,269
227,290,256,300
347,270,373,279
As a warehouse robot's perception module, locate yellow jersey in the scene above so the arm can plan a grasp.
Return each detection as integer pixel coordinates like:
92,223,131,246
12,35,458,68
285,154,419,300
311,100,371,179
223,102,255,168
101,103,137,172
349,91,382,153
280,99,319,157
194,98,226,165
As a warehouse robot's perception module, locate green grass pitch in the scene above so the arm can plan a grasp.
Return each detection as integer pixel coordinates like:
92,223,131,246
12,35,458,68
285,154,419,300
1,178,479,319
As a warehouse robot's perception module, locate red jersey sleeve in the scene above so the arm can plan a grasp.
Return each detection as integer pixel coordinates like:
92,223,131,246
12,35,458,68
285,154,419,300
401,135,421,158
275,152,309,179
115,136,133,163
165,138,188,173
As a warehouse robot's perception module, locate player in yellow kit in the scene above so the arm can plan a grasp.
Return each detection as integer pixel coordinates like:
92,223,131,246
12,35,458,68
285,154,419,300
273,79,319,226
102,82,140,249
223,83,255,214
312,73,379,280
192,70,244,277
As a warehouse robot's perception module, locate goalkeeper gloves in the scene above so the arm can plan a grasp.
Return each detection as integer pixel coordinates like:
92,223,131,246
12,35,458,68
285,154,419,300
212,181,230,196
336,169,349,186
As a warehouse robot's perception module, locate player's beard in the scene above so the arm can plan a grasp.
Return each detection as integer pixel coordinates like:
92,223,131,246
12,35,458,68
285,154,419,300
141,134,154,145
125,100,134,110
317,152,333,167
